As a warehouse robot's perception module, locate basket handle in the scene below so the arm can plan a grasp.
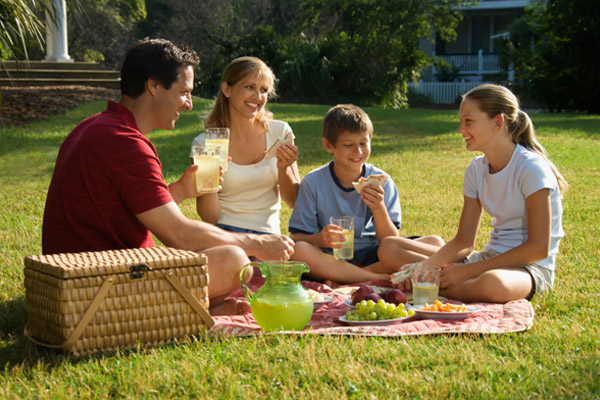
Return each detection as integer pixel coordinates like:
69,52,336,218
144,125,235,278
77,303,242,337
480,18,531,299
164,272,215,329
24,277,115,351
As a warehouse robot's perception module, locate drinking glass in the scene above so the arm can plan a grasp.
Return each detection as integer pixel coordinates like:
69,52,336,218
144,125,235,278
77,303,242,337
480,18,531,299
192,145,220,192
329,216,355,260
205,127,230,171
411,263,442,306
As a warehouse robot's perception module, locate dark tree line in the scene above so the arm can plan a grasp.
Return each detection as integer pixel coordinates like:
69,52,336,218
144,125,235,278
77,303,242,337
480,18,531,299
3,0,599,112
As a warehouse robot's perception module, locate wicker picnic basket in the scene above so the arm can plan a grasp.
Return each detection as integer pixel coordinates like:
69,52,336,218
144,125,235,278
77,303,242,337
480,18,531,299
23,247,214,355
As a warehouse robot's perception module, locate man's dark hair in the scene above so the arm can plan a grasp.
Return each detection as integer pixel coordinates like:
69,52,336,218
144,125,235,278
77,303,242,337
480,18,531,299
120,38,199,98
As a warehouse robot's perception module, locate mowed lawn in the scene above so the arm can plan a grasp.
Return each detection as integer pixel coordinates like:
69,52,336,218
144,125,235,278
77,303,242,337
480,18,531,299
0,98,598,399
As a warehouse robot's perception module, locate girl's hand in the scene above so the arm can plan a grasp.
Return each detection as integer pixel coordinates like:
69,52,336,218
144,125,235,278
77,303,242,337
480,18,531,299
320,224,345,248
440,262,474,289
360,184,385,211
276,143,299,169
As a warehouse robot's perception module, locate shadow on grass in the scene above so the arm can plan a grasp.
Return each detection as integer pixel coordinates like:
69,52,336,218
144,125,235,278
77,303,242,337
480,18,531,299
0,295,66,368
0,295,138,369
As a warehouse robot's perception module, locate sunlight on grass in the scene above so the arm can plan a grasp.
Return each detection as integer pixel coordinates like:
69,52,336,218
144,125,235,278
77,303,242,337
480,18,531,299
0,98,598,398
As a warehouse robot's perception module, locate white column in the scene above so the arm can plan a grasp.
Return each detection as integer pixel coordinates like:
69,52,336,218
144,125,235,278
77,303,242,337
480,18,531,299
44,0,72,62
477,49,483,79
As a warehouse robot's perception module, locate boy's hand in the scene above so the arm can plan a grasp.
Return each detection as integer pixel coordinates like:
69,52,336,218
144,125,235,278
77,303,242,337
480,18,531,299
360,184,385,211
320,224,345,248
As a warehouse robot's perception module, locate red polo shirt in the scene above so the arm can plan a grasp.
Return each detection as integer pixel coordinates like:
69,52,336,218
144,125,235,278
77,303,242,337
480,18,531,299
42,100,173,254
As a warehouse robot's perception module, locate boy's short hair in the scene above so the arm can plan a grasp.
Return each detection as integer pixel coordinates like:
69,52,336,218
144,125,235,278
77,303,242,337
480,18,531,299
322,104,373,146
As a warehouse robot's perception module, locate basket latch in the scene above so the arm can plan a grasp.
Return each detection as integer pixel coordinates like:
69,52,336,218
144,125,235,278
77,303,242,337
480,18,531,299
130,263,151,279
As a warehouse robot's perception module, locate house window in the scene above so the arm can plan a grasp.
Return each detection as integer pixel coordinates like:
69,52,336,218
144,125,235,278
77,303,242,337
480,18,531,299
471,16,492,53
435,10,524,56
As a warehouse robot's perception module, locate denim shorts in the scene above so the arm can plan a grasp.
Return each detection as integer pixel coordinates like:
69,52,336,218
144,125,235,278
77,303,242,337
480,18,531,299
463,249,554,299
323,246,379,267
216,223,270,235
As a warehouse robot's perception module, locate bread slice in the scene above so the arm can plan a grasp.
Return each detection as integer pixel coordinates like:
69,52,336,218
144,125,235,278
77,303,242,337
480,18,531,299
264,131,293,158
352,174,387,193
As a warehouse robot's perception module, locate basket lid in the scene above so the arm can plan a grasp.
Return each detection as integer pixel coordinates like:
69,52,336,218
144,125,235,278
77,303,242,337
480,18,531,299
24,247,207,279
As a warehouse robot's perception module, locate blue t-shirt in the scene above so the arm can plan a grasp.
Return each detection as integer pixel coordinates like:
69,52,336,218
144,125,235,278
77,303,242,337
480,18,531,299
288,161,401,252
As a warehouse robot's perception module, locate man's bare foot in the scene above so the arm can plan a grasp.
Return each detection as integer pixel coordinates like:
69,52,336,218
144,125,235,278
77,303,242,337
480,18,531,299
209,298,252,316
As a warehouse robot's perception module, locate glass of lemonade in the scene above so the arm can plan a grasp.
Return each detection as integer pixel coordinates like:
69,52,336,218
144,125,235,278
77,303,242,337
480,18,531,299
192,145,220,192
205,127,230,171
329,216,355,260
411,264,442,306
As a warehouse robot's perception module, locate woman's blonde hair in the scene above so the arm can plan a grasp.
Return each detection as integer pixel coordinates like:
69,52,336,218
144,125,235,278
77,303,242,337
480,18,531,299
464,84,568,192
204,56,276,129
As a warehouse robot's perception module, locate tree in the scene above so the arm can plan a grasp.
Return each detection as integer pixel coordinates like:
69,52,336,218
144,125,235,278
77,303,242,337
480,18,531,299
139,0,467,107
66,0,146,67
0,0,51,60
504,0,600,113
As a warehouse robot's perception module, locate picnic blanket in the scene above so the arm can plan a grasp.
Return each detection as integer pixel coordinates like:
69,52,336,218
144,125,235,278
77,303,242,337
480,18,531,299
209,277,535,337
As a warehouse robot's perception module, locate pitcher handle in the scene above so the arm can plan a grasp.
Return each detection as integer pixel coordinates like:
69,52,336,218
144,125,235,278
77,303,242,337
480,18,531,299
239,262,261,302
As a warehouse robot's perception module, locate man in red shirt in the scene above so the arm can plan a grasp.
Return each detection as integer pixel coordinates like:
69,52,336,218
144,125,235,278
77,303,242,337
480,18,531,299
42,38,295,315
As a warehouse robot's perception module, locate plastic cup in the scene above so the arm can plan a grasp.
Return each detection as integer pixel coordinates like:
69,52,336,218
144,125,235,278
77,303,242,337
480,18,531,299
329,216,355,260
205,127,230,171
192,145,220,192
411,264,441,305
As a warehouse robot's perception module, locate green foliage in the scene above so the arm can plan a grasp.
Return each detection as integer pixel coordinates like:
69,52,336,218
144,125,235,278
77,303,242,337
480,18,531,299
82,48,104,62
67,0,146,68
0,0,51,60
138,0,467,108
406,87,433,107
433,59,461,82
503,0,600,113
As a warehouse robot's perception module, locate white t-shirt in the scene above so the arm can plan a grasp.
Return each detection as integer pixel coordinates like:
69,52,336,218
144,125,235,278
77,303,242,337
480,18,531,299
190,120,293,234
463,144,564,271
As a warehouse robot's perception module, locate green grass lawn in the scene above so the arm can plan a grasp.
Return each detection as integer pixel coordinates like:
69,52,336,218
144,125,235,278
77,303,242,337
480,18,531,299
1,99,599,399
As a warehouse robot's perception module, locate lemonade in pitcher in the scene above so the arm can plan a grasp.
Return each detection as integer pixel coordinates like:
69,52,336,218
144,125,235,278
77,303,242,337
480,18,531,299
251,296,313,332
239,261,314,332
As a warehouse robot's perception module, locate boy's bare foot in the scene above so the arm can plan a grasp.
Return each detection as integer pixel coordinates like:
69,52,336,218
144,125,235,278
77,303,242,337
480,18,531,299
209,298,252,316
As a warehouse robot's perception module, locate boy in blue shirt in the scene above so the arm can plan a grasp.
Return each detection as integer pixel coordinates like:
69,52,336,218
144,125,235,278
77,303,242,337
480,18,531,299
289,104,443,284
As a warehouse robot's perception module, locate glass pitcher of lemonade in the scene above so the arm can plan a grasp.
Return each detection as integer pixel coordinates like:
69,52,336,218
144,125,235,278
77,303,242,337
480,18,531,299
239,261,313,332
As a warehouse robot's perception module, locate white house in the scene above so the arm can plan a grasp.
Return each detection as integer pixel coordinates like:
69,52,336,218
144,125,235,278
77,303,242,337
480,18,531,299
410,0,532,103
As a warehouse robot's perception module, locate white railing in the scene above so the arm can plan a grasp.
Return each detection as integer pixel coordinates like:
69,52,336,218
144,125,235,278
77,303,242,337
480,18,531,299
439,52,501,74
408,81,488,104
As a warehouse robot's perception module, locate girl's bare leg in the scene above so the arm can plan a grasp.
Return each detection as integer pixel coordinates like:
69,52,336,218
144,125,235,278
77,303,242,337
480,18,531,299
441,267,533,303
378,236,445,272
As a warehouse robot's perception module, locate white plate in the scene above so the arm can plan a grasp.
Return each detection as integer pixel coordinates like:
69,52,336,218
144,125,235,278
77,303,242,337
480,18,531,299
415,305,479,320
313,295,334,310
343,299,355,307
338,315,410,326
409,296,448,308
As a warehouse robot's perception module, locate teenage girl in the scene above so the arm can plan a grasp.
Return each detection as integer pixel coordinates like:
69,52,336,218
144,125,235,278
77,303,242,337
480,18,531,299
378,84,567,303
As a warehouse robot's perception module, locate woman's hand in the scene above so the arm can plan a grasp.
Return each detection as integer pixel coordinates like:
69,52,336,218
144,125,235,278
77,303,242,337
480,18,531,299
276,143,299,170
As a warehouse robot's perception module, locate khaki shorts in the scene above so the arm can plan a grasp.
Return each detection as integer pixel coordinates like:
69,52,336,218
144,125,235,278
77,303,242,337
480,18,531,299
463,249,554,300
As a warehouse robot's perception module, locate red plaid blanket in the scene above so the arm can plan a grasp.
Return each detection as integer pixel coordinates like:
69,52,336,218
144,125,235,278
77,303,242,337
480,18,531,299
209,277,534,337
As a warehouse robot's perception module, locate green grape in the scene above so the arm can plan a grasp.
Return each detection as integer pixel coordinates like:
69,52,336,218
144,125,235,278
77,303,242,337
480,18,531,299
345,298,411,322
